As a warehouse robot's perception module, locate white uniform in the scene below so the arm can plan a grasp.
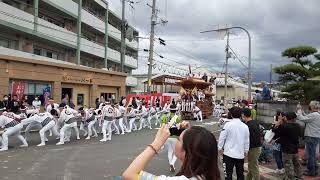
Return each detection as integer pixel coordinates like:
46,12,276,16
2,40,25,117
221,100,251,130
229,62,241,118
0,114,28,151
176,102,182,115
32,100,41,111
163,103,170,113
46,103,59,114
21,112,59,146
127,108,138,132
56,107,80,145
118,106,128,134
85,109,99,139
148,106,157,128
23,107,41,140
193,105,203,122
138,105,150,130
100,105,114,141
79,108,89,137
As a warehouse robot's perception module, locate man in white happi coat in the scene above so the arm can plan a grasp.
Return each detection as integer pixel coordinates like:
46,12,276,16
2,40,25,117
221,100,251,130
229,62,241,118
56,105,80,145
32,96,41,111
193,104,203,122
126,105,138,132
117,104,128,135
21,110,59,146
85,108,100,140
137,104,151,130
148,105,158,128
100,101,115,142
0,112,28,151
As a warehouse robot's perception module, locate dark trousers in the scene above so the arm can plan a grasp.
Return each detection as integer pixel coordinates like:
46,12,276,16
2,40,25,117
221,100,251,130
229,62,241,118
305,136,320,175
273,150,284,169
223,154,244,180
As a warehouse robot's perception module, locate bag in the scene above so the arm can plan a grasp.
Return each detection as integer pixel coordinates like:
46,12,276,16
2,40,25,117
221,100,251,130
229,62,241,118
264,129,275,143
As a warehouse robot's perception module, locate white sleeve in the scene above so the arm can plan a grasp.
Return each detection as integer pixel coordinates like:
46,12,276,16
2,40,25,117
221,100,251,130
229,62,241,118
218,123,228,150
139,171,189,180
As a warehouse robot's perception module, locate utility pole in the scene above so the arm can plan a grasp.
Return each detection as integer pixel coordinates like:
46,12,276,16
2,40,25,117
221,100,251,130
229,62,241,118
120,0,126,72
224,31,230,103
200,26,252,100
269,64,273,86
147,0,157,94
76,0,82,65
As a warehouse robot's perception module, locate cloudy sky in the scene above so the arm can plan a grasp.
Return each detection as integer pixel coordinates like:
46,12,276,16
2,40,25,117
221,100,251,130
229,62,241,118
109,0,320,82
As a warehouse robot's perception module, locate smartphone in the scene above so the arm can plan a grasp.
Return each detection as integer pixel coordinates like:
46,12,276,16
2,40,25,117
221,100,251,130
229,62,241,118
169,127,185,136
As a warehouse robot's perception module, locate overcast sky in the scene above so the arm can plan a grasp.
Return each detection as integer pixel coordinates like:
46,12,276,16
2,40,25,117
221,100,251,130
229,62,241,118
109,0,320,82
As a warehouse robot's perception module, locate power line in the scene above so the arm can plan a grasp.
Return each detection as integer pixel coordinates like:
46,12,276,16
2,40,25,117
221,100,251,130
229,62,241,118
228,45,248,69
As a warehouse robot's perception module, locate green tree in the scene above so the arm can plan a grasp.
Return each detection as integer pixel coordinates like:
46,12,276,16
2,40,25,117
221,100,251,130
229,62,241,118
274,46,320,101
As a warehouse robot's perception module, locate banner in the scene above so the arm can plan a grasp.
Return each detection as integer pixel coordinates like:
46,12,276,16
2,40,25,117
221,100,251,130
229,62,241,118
127,93,179,107
11,82,26,101
43,86,51,110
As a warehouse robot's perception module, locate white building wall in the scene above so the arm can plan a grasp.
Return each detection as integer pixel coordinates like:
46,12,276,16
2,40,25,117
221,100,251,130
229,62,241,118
0,2,137,68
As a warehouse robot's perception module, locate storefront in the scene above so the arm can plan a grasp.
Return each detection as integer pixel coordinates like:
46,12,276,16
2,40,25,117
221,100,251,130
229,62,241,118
0,55,127,110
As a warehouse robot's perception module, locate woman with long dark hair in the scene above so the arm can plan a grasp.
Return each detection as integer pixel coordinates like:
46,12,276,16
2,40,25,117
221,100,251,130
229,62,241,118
123,124,220,180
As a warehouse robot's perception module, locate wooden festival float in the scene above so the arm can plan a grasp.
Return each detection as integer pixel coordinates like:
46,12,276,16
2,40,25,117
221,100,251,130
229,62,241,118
179,77,215,120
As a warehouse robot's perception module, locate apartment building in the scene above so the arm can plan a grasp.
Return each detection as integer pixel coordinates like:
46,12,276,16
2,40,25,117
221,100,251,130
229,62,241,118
0,0,139,108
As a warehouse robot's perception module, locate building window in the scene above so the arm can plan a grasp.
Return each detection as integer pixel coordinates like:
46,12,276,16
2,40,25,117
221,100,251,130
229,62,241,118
46,52,53,58
0,38,9,48
77,94,84,106
0,36,17,49
33,48,41,55
9,80,52,106
39,13,64,28
33,46,61,60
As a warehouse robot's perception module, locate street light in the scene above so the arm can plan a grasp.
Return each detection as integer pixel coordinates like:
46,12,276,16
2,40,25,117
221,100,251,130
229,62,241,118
200,26,252,100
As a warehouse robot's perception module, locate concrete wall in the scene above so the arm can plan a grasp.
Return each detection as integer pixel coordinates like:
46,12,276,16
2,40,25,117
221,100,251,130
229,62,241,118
216,86,248,100
257,100,307,123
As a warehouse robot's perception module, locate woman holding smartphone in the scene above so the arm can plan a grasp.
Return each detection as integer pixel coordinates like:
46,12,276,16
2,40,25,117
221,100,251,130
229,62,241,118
122,122,221,180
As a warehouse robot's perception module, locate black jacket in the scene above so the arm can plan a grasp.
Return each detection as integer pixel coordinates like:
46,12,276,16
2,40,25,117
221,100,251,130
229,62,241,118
273,122,301,154
246,120,262,149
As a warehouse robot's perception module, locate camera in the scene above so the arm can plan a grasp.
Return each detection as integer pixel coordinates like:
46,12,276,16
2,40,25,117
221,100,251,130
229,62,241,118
169,127,185,136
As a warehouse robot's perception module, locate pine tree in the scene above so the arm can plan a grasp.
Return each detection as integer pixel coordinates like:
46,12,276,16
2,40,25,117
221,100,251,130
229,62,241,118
274,46,320,101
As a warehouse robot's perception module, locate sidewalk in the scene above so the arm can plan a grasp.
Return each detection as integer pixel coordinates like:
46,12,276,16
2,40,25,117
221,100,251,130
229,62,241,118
243,160,320,180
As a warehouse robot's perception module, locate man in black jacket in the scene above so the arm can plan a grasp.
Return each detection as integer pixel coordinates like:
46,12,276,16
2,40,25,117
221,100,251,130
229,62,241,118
242,108,262,180
273,112,302,180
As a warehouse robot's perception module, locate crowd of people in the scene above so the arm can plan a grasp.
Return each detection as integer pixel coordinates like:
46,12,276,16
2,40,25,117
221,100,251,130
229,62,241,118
216,100,320,180
0,94,203,152
1,93,320,180
122,100,320,180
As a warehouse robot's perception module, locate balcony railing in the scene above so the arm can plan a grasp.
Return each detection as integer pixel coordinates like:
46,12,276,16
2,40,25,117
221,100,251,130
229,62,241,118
0,2,138,69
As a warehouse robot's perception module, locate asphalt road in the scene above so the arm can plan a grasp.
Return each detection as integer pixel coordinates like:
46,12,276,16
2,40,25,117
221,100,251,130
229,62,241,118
0,119,221,180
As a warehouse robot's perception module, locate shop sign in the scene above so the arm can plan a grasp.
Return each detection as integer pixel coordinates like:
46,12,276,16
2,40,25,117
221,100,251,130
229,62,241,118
63,76,92,84
164,78,179,84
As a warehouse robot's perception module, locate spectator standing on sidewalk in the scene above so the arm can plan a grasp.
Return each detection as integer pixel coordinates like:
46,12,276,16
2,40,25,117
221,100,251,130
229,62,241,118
272,110,285,174
218,107,250,180
242,108,262,180
273,112,302,180
296,101,320,177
